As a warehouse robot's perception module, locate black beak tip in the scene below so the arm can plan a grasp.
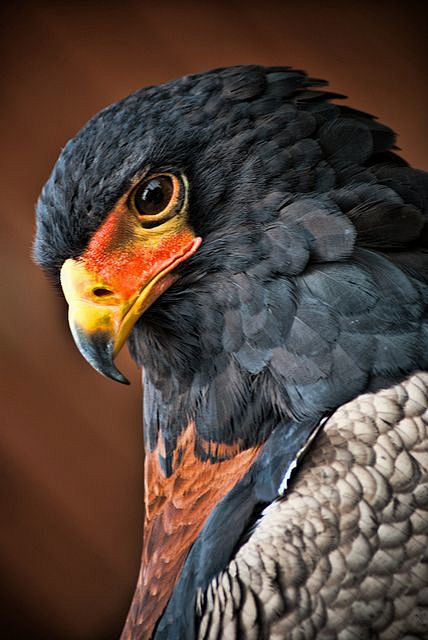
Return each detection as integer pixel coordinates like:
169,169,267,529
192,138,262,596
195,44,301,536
98,362,131,384
73,327,131,386
106,366,131,385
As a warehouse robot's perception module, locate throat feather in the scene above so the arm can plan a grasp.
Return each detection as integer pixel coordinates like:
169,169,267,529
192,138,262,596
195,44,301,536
121,421,262,639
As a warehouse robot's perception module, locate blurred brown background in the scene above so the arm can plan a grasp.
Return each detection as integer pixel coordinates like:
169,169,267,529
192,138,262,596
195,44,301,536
1,1,427,638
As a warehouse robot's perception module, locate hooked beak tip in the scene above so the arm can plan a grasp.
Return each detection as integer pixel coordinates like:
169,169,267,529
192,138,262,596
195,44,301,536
72,326,130,385
104,366,130,386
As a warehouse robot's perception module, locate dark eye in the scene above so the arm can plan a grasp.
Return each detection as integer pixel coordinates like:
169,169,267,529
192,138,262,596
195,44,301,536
133,175,174,216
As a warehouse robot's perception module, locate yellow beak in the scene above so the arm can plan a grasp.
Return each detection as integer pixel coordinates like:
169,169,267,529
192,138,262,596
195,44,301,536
60,258,135,383
60,234,201,384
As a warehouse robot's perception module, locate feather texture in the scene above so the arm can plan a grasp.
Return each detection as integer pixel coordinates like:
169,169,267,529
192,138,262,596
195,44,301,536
197,372,428,640
33,65,428,639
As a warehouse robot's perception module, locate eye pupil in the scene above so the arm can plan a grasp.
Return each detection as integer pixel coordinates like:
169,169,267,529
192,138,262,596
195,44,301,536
144,183,163,204
134,175,174,216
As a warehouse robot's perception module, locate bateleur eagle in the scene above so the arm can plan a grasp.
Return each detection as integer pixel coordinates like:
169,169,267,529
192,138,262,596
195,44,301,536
34,66,428,639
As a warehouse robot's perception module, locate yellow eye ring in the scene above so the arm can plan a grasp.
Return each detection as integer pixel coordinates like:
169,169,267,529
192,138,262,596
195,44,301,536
128,173,183,228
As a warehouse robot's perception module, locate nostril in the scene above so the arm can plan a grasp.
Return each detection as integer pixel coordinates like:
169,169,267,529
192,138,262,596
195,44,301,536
93,287,113,297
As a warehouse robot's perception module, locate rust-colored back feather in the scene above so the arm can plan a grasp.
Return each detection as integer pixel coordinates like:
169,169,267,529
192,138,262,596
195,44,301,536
121,422,262,639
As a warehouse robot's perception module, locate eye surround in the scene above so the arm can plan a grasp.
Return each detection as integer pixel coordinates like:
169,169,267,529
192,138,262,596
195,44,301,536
128,173,183,228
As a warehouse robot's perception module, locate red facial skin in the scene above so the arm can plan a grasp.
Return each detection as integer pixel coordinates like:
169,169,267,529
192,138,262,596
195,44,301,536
82,202,201,302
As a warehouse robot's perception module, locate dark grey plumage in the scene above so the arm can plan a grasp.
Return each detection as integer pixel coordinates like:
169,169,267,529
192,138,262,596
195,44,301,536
33,65,428,639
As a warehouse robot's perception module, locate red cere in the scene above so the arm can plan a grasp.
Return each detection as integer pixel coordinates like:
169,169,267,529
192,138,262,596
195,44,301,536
82,205,200,300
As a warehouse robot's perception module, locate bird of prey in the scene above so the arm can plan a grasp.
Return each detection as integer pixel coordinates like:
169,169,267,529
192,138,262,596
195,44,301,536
34,65,428,639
